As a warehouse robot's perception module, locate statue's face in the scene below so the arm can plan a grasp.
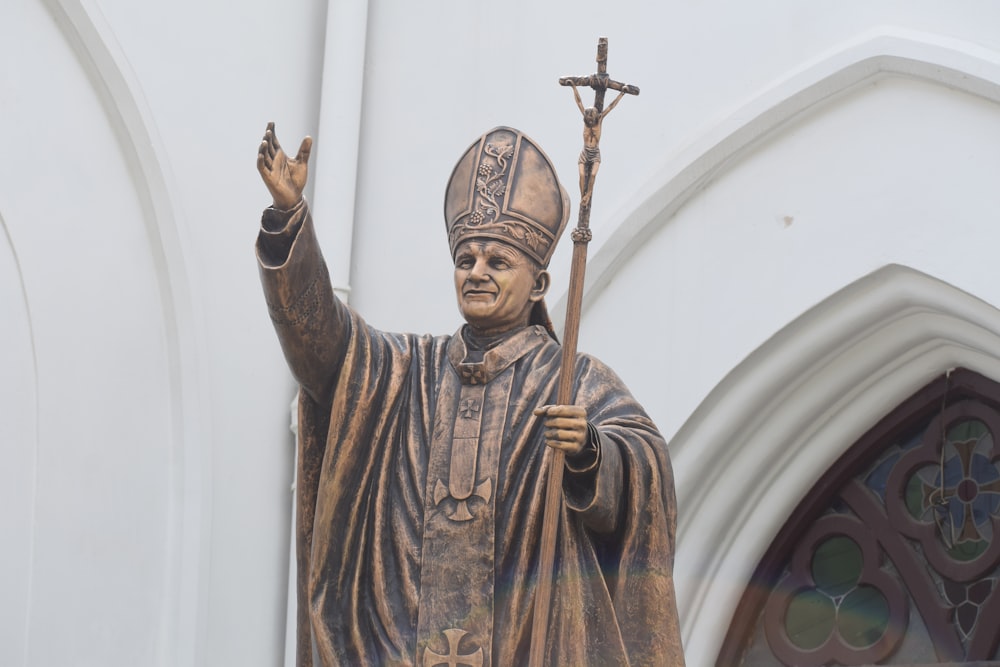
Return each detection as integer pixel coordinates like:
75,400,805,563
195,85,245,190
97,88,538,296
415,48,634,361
453,239,548,335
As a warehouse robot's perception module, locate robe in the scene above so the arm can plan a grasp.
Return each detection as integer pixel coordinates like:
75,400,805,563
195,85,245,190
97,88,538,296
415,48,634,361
257,200,685,666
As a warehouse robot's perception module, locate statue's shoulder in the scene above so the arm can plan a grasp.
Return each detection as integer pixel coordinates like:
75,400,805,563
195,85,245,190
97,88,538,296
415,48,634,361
380,329,454,357
574,350,632,392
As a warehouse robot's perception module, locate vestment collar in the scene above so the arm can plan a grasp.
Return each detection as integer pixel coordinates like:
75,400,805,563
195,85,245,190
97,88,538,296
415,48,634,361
447,324,551,385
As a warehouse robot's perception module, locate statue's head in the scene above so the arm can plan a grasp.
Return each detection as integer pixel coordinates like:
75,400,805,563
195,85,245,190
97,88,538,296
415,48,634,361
444,127,570,335
451,238,550,335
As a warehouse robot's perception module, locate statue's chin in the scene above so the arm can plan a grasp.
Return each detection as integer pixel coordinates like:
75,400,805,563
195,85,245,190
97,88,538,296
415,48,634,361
458,295,535,337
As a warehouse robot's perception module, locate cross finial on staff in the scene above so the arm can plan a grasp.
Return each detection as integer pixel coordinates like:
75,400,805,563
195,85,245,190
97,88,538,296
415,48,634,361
559,37,640,207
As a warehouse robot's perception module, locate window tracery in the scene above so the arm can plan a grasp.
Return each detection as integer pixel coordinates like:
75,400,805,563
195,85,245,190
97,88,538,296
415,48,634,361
722,369,1000,666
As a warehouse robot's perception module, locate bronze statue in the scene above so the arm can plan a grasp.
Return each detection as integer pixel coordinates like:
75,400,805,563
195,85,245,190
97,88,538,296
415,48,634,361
256,120,684,665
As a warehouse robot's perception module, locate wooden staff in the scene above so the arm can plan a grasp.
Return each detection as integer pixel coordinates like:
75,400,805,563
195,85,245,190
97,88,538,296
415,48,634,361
528,37,639,667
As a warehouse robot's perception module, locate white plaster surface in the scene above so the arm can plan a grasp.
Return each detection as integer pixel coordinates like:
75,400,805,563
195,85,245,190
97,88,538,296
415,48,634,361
6,0,1000,664
2,3,171,663
0,219,36,667
581,75,1000,444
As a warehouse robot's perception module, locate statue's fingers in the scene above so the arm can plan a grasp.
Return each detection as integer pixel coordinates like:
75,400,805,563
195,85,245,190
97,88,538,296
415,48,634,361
267,128,282,157
262,122,280,155
258,142,273,171
295,136,313,164
544,405,586,419
546,428,584,443
545,417,587,431
544,436,583,456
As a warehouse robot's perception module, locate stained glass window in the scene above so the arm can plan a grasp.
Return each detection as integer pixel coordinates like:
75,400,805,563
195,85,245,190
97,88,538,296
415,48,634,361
719,369,1000,665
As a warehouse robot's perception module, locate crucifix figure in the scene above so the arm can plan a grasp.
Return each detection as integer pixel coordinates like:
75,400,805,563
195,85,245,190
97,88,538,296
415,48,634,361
559,37,640,207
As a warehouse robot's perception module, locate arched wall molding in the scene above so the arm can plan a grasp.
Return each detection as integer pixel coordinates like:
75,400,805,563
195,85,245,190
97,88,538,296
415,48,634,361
550,28,1000,328
0,213,39,667
672,264,1000,667
41,2,211,665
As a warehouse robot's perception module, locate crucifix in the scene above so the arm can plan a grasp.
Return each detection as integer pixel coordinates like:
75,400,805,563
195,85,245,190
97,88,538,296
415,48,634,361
559,37,640,208
528,37,640,667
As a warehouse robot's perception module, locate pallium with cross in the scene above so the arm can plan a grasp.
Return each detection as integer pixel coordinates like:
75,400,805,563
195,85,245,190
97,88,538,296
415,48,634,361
527,36,640,667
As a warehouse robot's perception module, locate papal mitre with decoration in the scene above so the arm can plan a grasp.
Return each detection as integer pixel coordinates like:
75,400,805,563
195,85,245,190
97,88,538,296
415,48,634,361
444,126,570,269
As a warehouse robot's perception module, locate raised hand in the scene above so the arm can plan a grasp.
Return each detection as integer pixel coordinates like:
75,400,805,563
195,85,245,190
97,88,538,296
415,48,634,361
533,404,589,457
257,121,313,210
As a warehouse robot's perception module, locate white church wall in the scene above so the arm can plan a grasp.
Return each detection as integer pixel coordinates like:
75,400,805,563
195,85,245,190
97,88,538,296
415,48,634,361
669,266,1000,666
343,8,1000,660
0,218,40,667
576,39,1000,667
2,2,174,664
85,0,329,663
345,2,1000,340
4,0,326,665
8,0,1000,665
581,73,1000,444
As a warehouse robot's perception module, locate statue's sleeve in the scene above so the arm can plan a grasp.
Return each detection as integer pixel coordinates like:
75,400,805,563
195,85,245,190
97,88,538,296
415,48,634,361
571,355,684,666
563,425,623,534
563,355,675,547
256,198,350,403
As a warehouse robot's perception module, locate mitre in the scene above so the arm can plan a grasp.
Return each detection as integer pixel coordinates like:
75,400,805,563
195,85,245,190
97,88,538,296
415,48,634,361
444,126,570,269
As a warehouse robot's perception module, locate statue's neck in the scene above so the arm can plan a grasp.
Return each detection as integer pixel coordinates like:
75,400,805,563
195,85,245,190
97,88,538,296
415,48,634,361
463,325,523,354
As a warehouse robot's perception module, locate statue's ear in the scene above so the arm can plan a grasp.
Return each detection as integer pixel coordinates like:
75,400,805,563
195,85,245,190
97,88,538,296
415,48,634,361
530,271,550,302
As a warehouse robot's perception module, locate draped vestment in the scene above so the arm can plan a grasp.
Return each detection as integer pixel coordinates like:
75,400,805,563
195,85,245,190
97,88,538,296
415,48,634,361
257,200,685,666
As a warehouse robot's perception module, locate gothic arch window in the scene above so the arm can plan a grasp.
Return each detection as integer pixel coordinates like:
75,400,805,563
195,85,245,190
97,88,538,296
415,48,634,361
719,368,1000,666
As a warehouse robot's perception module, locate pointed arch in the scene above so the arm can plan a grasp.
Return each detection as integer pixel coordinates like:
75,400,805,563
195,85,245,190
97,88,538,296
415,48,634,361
0,213,39,666
671,265,1000,666
550,29,1000,328
41,2,211,664
716,367,1000,664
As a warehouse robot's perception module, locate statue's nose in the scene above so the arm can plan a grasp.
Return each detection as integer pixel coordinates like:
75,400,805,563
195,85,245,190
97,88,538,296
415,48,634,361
468,261,490,282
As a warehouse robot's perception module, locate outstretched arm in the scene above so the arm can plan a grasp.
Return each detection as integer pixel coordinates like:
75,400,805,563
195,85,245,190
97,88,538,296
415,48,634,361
600,89,628,119
257,121,313,210
256,123,349,403
571,84,586,115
